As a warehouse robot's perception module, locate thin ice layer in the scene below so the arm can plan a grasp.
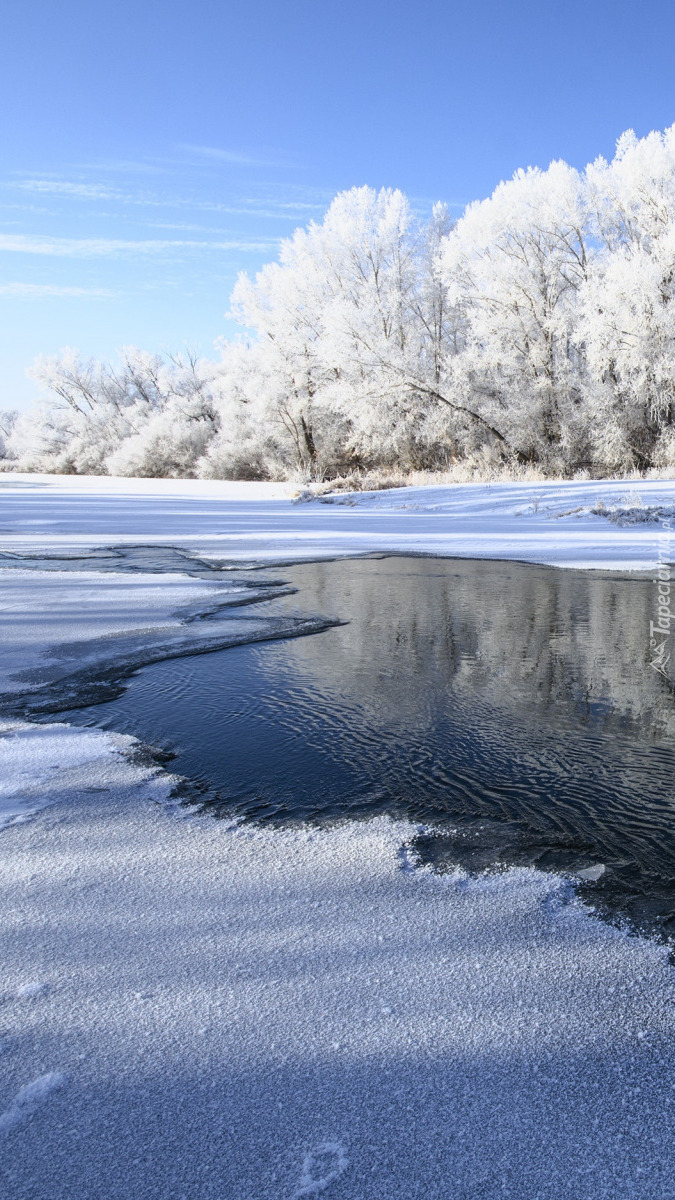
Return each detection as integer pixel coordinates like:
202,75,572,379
0,565,333,716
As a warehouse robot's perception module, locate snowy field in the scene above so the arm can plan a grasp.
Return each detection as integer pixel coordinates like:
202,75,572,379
2,469,675,568
1,472,675,1198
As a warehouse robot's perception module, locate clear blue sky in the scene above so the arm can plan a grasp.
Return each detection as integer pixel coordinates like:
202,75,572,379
3,0,675,409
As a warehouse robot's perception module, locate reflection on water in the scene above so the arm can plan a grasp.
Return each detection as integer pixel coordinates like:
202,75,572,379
65,557,675,934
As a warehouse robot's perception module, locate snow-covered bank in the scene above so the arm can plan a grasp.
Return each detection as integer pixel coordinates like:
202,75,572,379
1,471,675,569
2,472,675,1197
1,767,675,1199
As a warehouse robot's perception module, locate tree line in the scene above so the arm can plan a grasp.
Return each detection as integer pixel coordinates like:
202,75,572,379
4,124,675,480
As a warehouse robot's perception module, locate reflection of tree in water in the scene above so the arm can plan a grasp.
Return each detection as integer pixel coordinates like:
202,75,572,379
76,555,675,930
262,558,675,933
273,557,675,745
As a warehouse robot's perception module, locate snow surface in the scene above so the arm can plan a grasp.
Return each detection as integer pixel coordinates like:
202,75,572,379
1,763,674,1198
0,720,134,828
1,470,675,569
2,472,675,1197
0,1072,68,1135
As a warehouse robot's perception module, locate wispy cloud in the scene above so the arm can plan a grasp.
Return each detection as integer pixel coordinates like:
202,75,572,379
0,201,67,217
0,283,114,297
145,220,240,234
71,144,300,174
7,177,328,221
14,180,120,200
75,158,168,175
178,144,286,167
0,234,278,257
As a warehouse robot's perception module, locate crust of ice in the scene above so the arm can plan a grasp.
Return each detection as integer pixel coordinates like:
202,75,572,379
0,720,138,827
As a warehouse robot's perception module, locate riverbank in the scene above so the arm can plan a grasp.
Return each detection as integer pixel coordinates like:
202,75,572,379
2,472,675,1198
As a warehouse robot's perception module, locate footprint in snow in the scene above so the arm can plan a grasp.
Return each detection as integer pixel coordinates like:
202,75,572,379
291,1141,349,1197
0,1072,68,1134
16,982,48,999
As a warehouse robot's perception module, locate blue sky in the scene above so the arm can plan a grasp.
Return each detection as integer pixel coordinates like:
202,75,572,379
3,0,675,409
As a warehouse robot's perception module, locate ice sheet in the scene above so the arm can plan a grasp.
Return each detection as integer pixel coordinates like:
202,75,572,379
2,471,675,569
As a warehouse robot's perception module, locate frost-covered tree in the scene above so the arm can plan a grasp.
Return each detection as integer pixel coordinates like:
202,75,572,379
308,188,458,466
0,410,18,460
9,124,675,480
197,338,306,480
581,126,675,469
230,186,428,473
5,348,222,476
230,186,501,472
439,160,589,469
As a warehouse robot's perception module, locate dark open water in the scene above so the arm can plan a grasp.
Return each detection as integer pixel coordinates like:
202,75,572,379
62,556,675,936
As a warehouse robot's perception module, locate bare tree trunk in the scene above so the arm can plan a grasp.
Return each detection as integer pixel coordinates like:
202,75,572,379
300,414,317,464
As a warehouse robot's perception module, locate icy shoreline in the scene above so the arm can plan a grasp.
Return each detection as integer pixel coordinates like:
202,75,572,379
2,473,675,1197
